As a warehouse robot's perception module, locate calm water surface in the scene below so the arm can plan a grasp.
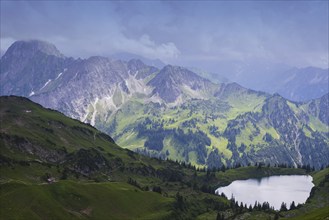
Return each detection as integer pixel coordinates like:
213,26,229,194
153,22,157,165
215,175,314,210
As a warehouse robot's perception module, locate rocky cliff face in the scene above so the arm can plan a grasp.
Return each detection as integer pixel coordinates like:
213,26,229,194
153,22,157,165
222,94,329,168
31,56,158,124
148,65,217,103
1,41,221,124
307,93,329,126
0,40,73,97
1,40,328,169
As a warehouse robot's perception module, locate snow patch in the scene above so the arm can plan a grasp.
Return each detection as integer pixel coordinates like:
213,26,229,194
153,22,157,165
102,96,118,112
90,98,99,126
125,74,152,95
40,79,52,90
181,85,205,99
55,72,63,80
168,95,184,107
147,94,164,105
81,112,89,123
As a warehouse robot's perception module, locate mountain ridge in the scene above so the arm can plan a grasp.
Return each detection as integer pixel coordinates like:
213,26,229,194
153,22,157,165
203,60,329,102
1,40,328,169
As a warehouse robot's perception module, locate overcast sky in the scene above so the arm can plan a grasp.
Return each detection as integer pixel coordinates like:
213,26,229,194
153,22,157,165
1,1,328,69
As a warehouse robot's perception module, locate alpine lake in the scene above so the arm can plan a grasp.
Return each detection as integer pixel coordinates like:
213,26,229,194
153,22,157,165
215,175,314,210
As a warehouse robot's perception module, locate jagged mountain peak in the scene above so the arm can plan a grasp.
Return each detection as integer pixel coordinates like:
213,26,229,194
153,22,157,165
147,65,215,103
214,82,254,99
264,93,290,107
87,55,112,62
222,82,246,92
77,56,128,78
127,59,147,69
261,93,294,119
162,64,192,74
270,93,286,100
162,64,179,71
2,40,64,59
0,40,70,97
155,64,209,83
307,92,329,125
111,52,166,69
127,59,158,79
83,56,117,70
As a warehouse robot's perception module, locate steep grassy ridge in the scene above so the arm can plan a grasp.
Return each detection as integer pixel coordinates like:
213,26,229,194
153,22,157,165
104,92,328,169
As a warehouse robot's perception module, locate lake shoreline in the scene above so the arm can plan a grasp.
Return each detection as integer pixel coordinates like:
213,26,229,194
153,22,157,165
215,175,314,210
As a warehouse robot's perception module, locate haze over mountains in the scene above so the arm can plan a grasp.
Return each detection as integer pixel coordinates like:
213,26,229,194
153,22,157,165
111,52,166,69
202,61,329,102
1,40,328,169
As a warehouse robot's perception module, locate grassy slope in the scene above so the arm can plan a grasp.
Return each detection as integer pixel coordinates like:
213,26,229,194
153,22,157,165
0,95,127,156
107,91,328,169
109,98,237,166
1,96,328,220
0,181,172,220
0,96,174,219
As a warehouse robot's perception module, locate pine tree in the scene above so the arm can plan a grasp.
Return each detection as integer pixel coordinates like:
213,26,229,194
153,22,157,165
248,204,253,212
239,202,244,213
280,202,288,211
290,201,296,210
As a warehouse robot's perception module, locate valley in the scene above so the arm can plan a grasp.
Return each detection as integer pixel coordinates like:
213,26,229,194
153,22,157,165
0,96,328,219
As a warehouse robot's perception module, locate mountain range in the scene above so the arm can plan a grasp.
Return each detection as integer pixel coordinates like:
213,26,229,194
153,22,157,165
194,60,329,102
1,40,328,169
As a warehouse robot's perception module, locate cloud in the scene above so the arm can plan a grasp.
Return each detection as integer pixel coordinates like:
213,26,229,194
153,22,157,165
49,33,180,63
0,1,180,63
114,34,180,62
1,1,328,69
